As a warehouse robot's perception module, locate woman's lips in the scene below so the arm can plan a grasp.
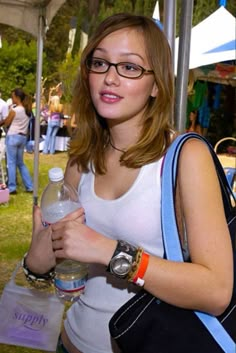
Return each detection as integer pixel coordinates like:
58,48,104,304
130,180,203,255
100,91,123,103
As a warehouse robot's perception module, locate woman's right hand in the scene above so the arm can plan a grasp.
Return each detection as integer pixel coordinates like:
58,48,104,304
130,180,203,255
25,205,56,274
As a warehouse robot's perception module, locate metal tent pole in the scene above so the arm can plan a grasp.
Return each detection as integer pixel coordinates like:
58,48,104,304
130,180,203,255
174,0,194,132
163,0,176,125
163,0,176,72
33,13,44,206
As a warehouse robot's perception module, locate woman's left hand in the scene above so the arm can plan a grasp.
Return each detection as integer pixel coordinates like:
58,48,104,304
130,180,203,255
26,205,57,274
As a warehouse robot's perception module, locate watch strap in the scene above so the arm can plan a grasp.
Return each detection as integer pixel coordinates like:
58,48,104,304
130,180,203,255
107,240,137,275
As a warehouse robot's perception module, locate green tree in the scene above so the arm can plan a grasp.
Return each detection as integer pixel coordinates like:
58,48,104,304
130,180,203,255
71,0,90,55
0,0,235,100
97,1,116,27
43,0,81,86
0,23,33,44
175,0,236,35
0,39,48,98
192,0,220,26
57,52,81,105
134,0,144,14
143,0,156,16
112,0,133,13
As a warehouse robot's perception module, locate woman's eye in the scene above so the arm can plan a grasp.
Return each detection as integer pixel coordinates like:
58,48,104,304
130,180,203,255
92,59,106,68
122,63,140,72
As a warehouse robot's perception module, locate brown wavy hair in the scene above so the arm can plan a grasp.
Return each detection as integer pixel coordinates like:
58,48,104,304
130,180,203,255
12,88,32,117
69,13,174,174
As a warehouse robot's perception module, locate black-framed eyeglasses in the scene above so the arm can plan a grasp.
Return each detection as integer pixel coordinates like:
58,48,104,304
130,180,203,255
86,57,154,79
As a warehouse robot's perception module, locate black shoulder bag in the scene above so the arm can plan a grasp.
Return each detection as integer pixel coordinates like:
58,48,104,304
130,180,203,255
109,133,236,353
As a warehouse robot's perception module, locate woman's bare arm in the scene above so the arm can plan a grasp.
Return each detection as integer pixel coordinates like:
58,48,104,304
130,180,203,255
144,139,233,315
0,109,15,127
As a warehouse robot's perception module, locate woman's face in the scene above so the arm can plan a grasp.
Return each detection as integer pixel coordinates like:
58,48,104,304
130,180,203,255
88,28,158,126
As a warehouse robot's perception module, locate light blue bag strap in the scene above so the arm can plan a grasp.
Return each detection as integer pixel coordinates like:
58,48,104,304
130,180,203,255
161,132,235,353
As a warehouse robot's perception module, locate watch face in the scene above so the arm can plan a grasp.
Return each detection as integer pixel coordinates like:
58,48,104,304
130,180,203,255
110,253,132,277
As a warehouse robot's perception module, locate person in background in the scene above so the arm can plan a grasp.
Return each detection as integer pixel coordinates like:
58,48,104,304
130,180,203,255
42,92,63,154
0,90,9,139
0,88,33,194
186,110,202,134
39,96,49,125
0,90,8,121
6,97,14,110
23,13,233,353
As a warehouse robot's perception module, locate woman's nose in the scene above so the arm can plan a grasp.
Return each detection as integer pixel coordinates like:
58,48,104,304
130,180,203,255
104,65,120,85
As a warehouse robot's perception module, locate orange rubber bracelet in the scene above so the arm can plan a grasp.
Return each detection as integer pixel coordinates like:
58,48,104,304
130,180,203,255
133,252,150,286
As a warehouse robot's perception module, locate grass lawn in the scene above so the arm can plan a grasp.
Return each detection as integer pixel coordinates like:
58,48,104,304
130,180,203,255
0,150,68,353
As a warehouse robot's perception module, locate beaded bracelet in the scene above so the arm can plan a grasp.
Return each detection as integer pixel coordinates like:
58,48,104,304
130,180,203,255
22,252,55,289
128,250,149,287
127,248,144,282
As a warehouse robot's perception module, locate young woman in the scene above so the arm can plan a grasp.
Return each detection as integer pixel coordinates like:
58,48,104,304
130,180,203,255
24,13,233,353
42,92,63,154
0,88,33,194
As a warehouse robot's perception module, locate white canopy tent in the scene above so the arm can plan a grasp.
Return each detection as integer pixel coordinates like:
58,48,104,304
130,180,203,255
175,6,236,74
174,4,236,131
0,0,66,38
0,0,66,203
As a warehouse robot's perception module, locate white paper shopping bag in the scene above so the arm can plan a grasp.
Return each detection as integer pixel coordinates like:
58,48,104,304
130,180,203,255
0,263,65,351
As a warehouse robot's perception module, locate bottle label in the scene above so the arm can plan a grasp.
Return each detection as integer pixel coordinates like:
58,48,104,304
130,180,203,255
54,276,87,292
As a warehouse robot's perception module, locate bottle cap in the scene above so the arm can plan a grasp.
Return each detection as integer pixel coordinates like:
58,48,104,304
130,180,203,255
48,167,64,182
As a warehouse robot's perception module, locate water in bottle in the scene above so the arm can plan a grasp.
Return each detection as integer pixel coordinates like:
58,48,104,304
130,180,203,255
54,260,88,302
41,167,88,302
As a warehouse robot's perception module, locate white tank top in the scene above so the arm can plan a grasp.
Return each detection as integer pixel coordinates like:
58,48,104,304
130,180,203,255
8,106,29,135
64,158,164,353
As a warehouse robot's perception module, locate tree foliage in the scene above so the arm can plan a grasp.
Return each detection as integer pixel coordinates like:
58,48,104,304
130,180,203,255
193,0,236,26
0,39,48,99
43,0,81,86
0,0,235,100
57,52,81,104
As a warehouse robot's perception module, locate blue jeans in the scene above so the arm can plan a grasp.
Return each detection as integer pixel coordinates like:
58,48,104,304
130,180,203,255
6,134,33,193
43,120,60,154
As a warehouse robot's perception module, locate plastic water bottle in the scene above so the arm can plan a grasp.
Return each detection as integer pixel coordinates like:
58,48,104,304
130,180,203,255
41,167,88,302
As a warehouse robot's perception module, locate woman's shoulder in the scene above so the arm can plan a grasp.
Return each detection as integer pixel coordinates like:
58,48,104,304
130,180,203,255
14,104,25,110
176,136,210,161
175,136,217,193
13,105,25,114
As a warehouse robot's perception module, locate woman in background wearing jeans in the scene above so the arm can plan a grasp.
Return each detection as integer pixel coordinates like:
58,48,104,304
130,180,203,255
42,92,63,155
0,88,33,194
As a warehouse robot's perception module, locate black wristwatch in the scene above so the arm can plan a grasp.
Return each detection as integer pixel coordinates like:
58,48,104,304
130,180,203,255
107,240,137,278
